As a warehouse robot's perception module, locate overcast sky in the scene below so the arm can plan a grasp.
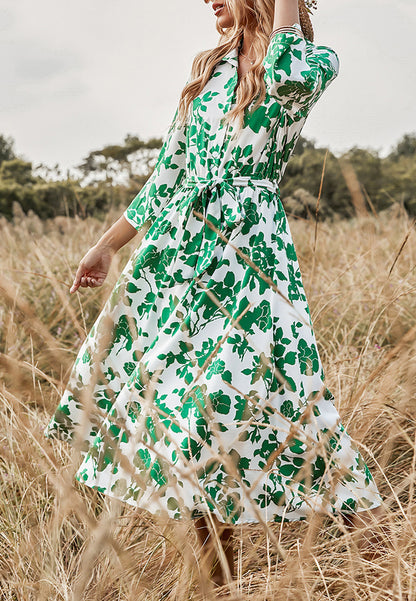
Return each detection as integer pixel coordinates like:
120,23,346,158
1,0,415,174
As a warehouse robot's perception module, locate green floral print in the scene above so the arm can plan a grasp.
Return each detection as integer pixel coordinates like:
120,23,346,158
45,23,382,524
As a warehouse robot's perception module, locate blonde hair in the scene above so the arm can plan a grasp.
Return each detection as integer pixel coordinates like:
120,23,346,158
177,0,314,133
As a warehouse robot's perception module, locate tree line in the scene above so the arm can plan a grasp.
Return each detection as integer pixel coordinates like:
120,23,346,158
0,131,415,222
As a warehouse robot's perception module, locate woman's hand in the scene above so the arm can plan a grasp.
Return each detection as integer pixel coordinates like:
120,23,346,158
70,244,115,294
69,214,138,294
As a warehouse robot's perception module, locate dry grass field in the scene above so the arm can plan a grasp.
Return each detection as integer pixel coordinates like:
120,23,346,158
1,202,415,600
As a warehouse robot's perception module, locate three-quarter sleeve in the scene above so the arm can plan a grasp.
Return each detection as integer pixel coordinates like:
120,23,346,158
124,104,188,230
262,22,340,120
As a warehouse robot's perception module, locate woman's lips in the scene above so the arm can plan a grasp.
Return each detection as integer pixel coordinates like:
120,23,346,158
214,4,224,15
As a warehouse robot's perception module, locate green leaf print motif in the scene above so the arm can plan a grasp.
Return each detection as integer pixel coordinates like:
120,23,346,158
44,24,383,526
297,338,320,376
108,314,138,355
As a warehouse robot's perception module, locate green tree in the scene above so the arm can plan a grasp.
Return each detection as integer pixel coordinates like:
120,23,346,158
389,132,416,161
0,159,36,186
1,129,415,221
0,135,16,167
343,147,390,213
76,134,163,185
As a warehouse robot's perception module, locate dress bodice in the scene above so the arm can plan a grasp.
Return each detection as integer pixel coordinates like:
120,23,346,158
124,22,339,231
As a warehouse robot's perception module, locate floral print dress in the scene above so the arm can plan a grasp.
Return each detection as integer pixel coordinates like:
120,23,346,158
45,23,383,524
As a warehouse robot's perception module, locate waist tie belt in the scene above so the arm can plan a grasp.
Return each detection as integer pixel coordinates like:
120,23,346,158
174,175,279,282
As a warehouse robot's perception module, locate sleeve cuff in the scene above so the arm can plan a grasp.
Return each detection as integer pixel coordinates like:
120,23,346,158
269,22,304,42
123,209,139,229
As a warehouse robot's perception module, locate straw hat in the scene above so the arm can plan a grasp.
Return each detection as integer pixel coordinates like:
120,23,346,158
298,0,316,42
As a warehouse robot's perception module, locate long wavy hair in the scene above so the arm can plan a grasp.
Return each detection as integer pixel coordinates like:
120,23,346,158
176,0,313,133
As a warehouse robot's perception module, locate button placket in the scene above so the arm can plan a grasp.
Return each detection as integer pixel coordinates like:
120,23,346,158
216,67,240,172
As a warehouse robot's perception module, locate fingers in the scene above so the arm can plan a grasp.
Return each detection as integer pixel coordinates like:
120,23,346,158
80,276,100,288
70,263,99,293
70,250,107,293
70,263,84,294
70,273,102,293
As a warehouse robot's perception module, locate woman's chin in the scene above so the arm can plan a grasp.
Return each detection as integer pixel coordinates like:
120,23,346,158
216,15,233,28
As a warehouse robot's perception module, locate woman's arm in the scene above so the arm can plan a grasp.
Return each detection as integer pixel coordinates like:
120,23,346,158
71,69,191,294
69,215,137,294
272,0,299,29
95,214,138,253
124,104,188,231
263,3,339,120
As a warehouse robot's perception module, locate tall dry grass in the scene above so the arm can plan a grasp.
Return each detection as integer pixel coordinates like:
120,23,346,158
1,198,416,600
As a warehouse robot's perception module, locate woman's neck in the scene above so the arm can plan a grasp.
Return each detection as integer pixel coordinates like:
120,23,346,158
240,29,256,58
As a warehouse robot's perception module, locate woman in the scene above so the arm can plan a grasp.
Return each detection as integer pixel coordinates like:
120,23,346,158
45,0,386,588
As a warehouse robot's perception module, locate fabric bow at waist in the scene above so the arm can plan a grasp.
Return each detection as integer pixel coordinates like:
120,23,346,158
181,174,278,227
172,175,279,282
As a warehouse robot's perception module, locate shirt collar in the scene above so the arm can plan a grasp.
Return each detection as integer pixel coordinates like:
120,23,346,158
219,45,239,65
